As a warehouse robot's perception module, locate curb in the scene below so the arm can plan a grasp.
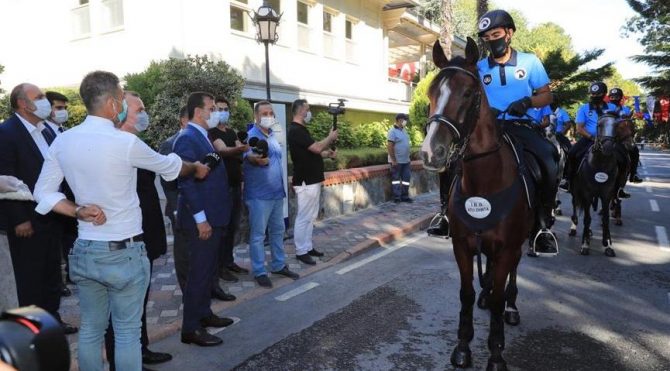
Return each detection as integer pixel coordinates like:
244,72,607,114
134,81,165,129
146,211,435,344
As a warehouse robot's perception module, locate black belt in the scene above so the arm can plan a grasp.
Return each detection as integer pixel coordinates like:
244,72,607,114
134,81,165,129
108,234,144,251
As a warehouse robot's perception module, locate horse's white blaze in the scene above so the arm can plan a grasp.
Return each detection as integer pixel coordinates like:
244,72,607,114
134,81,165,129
421,122,439,165
435,77,452,115
421,77,451,166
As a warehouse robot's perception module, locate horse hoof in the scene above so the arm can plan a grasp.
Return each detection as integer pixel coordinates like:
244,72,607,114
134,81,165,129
486,358,508,371
615,219,622,226
450,346,472,368
477,293,489,309
604,247,616,257
568,229,576,237
580,248,590,256
504,310,520,326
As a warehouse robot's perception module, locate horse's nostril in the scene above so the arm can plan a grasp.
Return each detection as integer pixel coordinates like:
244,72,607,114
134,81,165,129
435,145,447,158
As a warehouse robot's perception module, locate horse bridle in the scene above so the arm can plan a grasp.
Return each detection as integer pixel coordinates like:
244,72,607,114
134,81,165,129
425,66,484,162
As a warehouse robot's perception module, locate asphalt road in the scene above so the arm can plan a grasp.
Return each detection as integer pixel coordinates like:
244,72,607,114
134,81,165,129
151,149,670,371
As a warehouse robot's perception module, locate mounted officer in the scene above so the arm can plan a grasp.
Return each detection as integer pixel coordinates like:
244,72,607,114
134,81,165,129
428,9,560,255
608,87,643,185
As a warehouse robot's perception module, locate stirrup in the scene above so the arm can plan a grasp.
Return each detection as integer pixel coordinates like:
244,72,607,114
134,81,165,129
530,229,559,256
427,212,450,239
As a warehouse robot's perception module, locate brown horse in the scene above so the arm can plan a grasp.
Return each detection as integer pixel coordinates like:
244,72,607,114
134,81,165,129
420,38,533,371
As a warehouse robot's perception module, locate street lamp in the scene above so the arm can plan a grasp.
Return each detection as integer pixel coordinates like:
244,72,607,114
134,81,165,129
252,2,281,101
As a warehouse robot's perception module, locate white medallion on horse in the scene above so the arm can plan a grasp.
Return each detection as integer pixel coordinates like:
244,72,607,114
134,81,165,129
594,172,609,183
465,197,492,219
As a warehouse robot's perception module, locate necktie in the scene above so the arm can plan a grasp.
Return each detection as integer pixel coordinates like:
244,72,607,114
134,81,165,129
41,124,56,146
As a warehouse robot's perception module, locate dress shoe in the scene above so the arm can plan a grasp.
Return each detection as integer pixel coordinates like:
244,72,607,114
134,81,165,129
227,263,249,274
60,285,72,297
618,189,631,199
630,174,643,183
219,269,239,283
211,287,236,301
307,248,324,257
272,266,300,280
401,198,414,203
200,314,234,328
296,253,316,265
61,321,78,335
142,349,173,365
255,274,273,288
181,329,223,346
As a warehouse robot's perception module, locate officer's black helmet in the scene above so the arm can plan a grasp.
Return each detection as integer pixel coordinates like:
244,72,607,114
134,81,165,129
608,87,624,99
589,82,608,96
477,9,516,37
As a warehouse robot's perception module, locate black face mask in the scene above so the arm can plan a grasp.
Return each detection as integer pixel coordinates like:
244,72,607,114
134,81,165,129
487,35,509,59
610,98,621,106
590,96,604,105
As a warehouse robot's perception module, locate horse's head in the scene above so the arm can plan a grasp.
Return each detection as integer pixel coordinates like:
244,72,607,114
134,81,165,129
615,116,635,148
594,114,618,156
420,37,482,172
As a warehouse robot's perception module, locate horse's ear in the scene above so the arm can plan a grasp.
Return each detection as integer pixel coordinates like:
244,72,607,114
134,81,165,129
465,37,480,66
432,40,449,69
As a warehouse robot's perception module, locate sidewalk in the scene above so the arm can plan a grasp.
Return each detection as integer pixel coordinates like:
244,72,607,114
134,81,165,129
59,192,439,353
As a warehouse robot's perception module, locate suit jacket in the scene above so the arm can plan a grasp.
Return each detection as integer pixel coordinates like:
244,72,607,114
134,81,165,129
0,114,56,232
173,124,231,230
137,168,167,260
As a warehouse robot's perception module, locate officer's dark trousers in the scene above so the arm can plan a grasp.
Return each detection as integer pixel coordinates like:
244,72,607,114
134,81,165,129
629,145,640,179
438,163,456,211
556,133,572,155
614,142,631,183
567,137,593,181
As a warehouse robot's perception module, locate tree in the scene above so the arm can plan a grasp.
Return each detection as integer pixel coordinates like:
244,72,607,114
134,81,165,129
624,0,670,96
451,0,478,40
0,64,9,121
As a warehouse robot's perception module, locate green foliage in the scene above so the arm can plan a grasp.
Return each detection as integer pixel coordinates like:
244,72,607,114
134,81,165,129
307,112,359,148
45,87,88,128
604,69,642,98
0,64,8,121
418,0,442,22
452,0,479,41
409,70,437,135
130,55,246,148
356,120,393,148
288,147,423,172
230,98,254,132
624,0,670,96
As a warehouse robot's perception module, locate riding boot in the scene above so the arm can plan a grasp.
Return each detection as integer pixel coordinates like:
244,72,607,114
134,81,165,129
428,168,453,238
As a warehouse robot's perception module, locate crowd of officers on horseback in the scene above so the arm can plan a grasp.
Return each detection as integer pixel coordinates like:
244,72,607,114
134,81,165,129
426,9,642,255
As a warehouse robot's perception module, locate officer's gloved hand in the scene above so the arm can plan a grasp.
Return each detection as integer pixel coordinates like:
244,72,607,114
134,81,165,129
507,97,532,117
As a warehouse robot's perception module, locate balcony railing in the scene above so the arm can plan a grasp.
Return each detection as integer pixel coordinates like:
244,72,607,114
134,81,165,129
386,77,416,102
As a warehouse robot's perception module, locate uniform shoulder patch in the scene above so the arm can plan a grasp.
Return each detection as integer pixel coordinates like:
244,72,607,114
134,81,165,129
514,68,527,80
483,74,492,85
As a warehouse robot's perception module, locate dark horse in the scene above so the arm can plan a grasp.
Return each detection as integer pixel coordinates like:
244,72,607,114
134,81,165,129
568,114,632,256
420,38,533,371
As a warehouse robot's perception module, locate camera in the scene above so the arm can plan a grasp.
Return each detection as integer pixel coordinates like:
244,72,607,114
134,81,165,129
327,99,347,116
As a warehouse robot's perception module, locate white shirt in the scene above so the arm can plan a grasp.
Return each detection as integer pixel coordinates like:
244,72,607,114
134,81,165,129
34,115,183,241
16,113,50,158
46,120,64,136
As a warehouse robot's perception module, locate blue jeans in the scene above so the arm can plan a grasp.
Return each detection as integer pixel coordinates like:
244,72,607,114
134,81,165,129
245,198,286,276
391,163,411,200
69,239,150,371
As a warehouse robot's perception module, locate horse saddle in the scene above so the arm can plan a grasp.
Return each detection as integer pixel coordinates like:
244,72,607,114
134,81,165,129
504,133,541,194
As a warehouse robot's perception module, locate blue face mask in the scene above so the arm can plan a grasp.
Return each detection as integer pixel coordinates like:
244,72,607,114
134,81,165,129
134,111,150,132
117,99,128,123
219,111,230,124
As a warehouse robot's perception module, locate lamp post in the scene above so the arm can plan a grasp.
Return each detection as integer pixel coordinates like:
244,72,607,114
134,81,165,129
253,2,281,101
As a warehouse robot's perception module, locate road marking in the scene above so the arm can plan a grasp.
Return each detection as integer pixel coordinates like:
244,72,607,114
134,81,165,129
656,226,670,252
646,186,653,193
336,234,425,275
210,317,241,334
274,282,320,301
650,200,660,212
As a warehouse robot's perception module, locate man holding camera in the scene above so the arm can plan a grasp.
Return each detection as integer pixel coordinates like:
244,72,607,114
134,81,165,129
287,99,337,265
244,101,299,288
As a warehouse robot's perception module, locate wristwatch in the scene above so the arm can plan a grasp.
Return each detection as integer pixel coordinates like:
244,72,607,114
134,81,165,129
75,205,85,219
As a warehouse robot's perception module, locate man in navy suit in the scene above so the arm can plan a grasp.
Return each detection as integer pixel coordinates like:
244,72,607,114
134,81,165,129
0,83,77,334
173,92,235,346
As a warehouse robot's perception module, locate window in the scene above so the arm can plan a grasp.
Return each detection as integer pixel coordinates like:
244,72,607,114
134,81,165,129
230,5,246,31
71,1,90,38
100,0,124,31
345,19,353,40
323,11,332,33
297,1,308,24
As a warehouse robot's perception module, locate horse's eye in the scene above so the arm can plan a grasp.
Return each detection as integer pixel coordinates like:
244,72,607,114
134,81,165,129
463,90,473,98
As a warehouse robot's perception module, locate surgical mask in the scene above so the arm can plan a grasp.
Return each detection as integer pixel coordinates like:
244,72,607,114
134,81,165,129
486,35,509,59
116,99,128,123
53,109,69,124
134,111,150,132
218,111,230,124
260,116,275,129
32,98,52,120
206,111,219,129
304,111,312,123
399,119,407,127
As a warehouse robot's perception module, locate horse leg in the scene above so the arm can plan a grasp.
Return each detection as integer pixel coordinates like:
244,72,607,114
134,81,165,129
503,267,521,326
613,197,623,226
450,245,476,368
486,254,516,371
569,198,578,237
580,206,592,255
478,257,493,309
601,196,616,257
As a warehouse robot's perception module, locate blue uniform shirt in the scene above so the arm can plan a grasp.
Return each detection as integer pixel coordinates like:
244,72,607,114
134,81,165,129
575,102,617,136
528,105,552,125
477,49,551,120
552,107,571,133
243,125,286,200
613,105,632,117
387,126,411,163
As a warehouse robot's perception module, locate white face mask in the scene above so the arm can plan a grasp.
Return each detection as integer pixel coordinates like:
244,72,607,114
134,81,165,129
206,110,219,129
260,116,275,129
53,109,69,124
134,111,150,132
399,120,407,127
304,111,312,124
32,98,52,120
